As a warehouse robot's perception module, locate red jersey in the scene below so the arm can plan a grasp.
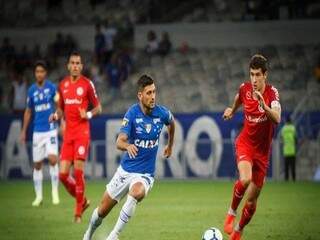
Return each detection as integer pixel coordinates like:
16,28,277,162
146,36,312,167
59,75,99,138
236,82,280,155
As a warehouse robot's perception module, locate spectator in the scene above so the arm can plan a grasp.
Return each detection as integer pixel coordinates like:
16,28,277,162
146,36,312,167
105,53,121,99
145,30,158,55
158,31,172,56
9,71,28,115
0,85,6,113
94,23,106,65
104,20,118,63
280,116,297,181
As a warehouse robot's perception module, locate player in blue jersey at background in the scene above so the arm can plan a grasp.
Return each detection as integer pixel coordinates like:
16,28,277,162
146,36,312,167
20,60,60,207
83,74,175,240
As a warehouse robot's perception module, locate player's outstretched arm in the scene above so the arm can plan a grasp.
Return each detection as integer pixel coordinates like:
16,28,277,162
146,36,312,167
116,133,138,159
164,120,175,158
20,108,32,143
223,93,241,120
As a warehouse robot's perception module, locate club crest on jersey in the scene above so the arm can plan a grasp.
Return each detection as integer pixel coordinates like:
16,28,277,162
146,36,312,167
77,87,84,96
145,124,152,133
153,118,161,124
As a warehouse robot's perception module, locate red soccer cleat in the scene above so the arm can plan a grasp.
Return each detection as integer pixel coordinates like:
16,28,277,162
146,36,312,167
229,230,242,240
224,214,236,235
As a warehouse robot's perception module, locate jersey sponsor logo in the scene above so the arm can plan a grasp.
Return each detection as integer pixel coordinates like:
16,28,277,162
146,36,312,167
136,126,143,134
34,103,51,112
76,87,84,96
145,124,152,133
136,118,143,123
78,145,85,155
65,98,83,104
245,114,268,123
134,139,159,149
153,118,160,124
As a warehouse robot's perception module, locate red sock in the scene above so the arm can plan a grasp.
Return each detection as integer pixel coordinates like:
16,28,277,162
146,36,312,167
59,172,76,197
74,169,85,216
238,202,257,230
231,180,247,211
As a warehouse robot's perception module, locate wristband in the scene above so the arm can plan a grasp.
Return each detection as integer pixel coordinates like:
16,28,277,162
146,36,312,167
86,111,93,119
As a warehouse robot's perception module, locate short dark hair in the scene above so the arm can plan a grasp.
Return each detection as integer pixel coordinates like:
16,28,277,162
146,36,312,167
68,51,82,62
34,60,48,72
137,74,154,91
249,54,268,73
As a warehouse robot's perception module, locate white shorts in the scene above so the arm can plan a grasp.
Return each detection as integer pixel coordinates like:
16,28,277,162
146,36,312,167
32,130,58,162
106,166,154,202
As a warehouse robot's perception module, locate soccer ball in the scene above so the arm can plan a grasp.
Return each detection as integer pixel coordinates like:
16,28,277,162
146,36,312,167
202,227,223,240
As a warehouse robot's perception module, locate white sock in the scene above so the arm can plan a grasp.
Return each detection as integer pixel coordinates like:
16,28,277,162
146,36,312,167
111,195,137,236
33,169,43,199
86,208,103,238
228,207,237,216
49,164,59,193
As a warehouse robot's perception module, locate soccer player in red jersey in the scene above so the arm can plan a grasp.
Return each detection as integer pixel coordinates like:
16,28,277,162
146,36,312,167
50,52,102,223
222,54,281,240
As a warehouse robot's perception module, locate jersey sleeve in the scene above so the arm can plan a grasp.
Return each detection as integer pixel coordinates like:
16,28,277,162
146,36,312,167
119,108,133,137
58,83,64,110
238,83,245,103
161,106,174,125
87,80,100,107
26,89,33,109
269,86,281,109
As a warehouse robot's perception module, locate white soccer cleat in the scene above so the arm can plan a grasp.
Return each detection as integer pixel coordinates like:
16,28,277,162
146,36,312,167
32,197,43,207
52,190,60,205
106,232,119,240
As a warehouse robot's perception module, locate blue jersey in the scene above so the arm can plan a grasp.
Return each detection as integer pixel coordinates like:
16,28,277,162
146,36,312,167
27,80,57,132
119,103,174,175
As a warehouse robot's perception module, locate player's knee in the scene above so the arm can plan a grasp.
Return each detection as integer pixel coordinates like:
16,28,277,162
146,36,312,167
240,177,251,187
129,183,146,202
34,162,42,170
48,155,58,166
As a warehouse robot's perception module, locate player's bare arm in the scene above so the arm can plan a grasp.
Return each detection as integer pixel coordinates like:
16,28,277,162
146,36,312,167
79,103,102,120
20,107,32,143
116,132,138,159
254,90,281,124
164,120,175,158
223,93,241,120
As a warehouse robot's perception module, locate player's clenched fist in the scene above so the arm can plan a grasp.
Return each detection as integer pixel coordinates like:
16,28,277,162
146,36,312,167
223,107,233,120
49,112,59,122
126,144,138,159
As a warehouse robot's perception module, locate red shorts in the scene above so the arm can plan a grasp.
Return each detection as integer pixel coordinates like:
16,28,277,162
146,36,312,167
235,140,270,188
60,136,90,161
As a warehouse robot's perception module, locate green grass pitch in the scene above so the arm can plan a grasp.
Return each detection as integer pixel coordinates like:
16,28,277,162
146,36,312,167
0,180,319,240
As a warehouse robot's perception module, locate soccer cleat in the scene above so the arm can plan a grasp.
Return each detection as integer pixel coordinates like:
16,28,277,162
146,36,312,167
106,232,119,240
32,197,43,207
74,216,82,224
224,213,236,235
52,189,60,205
229,230,242,240
74,198,90,223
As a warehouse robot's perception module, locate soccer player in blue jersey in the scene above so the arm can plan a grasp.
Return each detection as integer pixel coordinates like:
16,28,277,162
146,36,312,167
20,61,60,206
83,75,175,240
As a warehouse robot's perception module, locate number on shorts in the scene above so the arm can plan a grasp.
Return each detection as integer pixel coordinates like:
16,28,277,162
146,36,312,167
50,137,56,144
